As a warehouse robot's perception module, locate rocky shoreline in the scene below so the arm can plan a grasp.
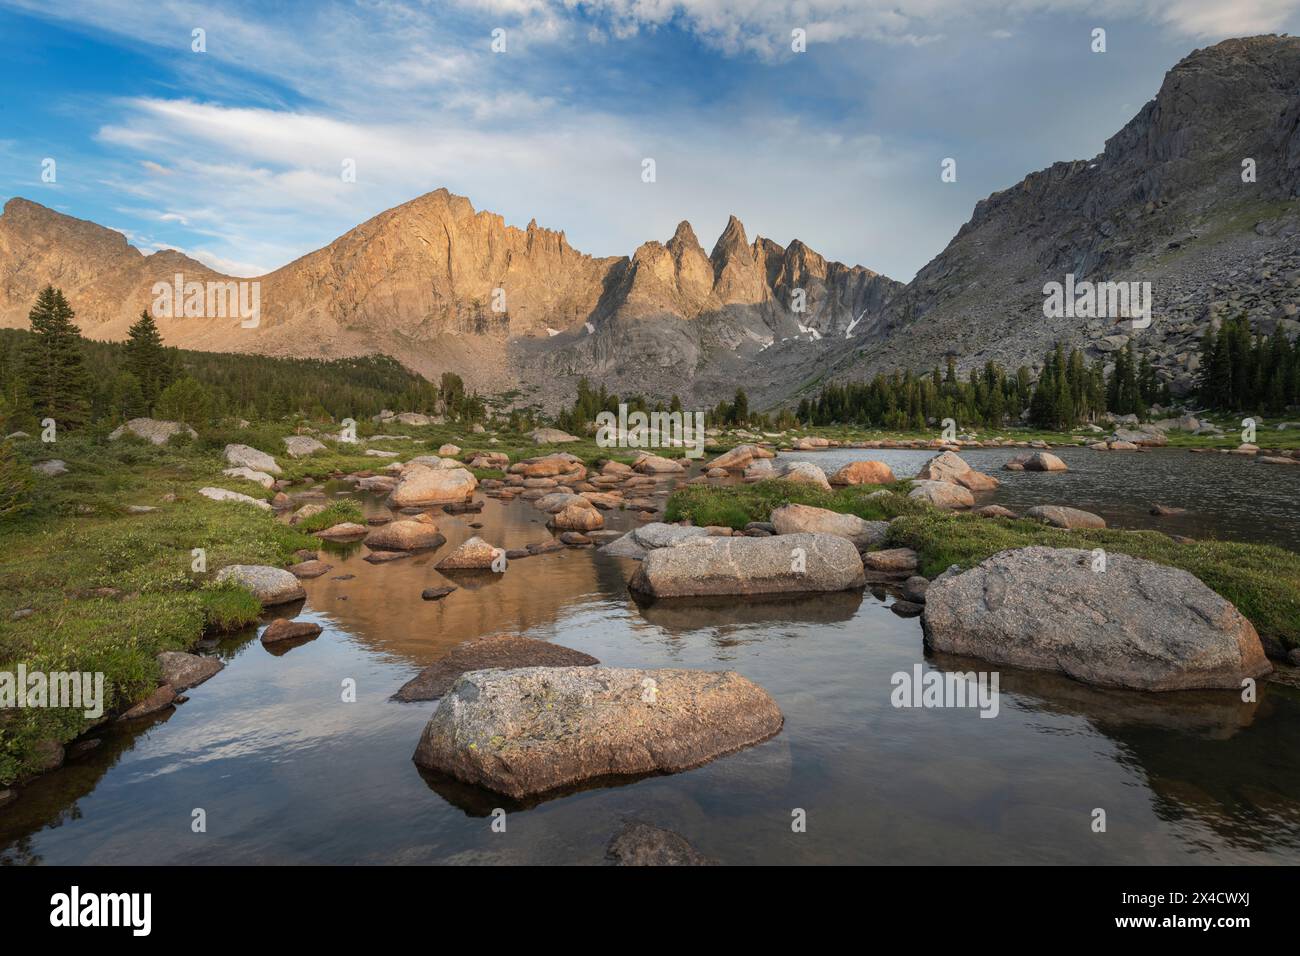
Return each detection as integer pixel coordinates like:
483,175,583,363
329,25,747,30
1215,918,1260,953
5,430,1296,839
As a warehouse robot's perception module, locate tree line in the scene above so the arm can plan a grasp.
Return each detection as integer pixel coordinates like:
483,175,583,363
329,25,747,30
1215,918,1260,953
0,286,491,435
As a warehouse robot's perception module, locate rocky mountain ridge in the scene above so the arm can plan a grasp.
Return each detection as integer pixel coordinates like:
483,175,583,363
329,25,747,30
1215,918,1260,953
0,189,898,409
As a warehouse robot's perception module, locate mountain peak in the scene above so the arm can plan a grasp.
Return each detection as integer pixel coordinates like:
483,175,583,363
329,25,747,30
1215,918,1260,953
710,214,752,264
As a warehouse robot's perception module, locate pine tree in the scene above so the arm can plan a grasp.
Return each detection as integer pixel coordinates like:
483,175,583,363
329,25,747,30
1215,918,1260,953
23,286,92,429
123,310,171,406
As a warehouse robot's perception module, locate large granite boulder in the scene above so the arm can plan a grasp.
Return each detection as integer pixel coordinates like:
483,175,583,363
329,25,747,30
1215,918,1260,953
599,522,709,559
283,435,327,458
1022,451,1068,472
363,518,446,551
830,460,896,485
412,666,783,798
770,503,888,549
914,450,997,491
773,460,831,490
214,565,305,605
628,532,865,597
109,418,196,445
529,428,580,444
222,466,275,489
707,443,773,470
198,487,271,509
633,452,685,474
223,443,281,475
549,503,604,531
510,453,584,479
388,465,477,506
908,480,974,509
921,546,1271,690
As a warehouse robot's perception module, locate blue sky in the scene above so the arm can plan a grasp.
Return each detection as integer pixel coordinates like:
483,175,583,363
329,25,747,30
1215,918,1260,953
3,1,1299,280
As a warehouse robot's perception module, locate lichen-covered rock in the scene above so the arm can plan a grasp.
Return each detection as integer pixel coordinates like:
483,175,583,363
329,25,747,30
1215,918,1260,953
198,487,271,510
628,532,864,597
707,443,773,470
388,465,477,506
283,435,327,458
221,466,275,489
922,546,1272,690
109,418,196,446
215,564,305,605
363,519,446,551
223,443,281,475
908,480,974,509
412,666,783,798
770,503,888,549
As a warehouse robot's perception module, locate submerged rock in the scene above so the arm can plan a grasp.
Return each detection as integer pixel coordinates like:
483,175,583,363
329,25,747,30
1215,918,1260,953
606,822,717,866
628,532,865,597
393,635,598,701
921,546,1271,690
412,666,783,799
288,559,333,578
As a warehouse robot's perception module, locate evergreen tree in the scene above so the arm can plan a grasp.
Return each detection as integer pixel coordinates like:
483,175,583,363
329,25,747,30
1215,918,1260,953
23,286,92,429
155,376,212,426
123,310,171,406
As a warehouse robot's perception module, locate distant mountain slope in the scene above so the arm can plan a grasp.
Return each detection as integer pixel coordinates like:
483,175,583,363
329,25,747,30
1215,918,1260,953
820,34,1300,401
